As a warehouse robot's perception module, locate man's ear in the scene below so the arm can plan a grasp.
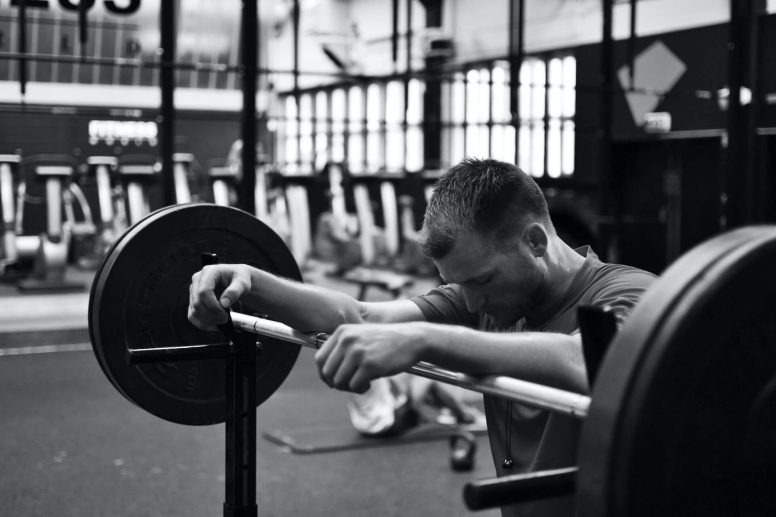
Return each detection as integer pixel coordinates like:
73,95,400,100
524,223,548,257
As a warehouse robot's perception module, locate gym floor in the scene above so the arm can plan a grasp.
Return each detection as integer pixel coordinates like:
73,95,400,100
0,260,499,517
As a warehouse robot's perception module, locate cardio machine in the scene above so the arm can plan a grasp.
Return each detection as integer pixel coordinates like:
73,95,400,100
11,154,87,291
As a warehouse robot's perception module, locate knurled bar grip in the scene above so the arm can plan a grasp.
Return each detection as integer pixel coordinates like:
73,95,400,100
229,312,591,419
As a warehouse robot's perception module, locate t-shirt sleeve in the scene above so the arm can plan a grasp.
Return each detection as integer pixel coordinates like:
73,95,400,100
583,265,658,328
410,284,478,327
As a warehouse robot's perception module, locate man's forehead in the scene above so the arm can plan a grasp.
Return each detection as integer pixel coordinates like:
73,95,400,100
435,234,494,283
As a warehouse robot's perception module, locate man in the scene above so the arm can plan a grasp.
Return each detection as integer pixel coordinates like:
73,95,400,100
188,158,656,516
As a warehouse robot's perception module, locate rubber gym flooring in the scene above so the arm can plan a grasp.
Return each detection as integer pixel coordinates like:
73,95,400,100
0,260,499,517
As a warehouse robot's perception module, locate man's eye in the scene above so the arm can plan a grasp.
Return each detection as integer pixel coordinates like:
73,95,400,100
476,275,492,285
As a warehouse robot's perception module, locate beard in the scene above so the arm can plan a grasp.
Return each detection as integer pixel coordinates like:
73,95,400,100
487,263,547,330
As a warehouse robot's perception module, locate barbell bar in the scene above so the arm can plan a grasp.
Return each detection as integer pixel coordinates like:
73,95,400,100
200,311,592,418
123,308,592,418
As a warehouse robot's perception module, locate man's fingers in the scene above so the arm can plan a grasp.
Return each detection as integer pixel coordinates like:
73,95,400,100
188,266,247,330
331,352,361,391
190,271,222,315
315,328,361,389
314,329,339,378
188,273,218,330
315,336,346,388
219,278,247,309
347,367,373,394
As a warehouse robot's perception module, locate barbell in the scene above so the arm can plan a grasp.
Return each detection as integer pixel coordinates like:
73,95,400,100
88,203,776,516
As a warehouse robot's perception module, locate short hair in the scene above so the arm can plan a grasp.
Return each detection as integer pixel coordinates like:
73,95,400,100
418,158,551,258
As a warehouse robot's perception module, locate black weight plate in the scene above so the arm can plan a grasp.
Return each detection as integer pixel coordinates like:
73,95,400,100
578,226,776,516
89,203,302,426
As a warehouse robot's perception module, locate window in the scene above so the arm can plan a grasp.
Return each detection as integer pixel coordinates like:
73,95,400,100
277,53,575,177
491,64,516,163
348,86,365,173
282,95,298,173
279,78,424,175
385,80,405,172
520,55,576,177
441,72,466,167
405,78,424,172
366,83,384,171
314,91,330,172
442,54,575,177
331,89,346,164
299,93,314,173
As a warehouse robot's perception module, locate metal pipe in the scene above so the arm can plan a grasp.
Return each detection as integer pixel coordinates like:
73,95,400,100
464,466,578,510
17,0,27,96
78,0,88,62
392,0,399,69
126,343,233,364
224,331,258,515
508,0,525,166
159,0,176,208
239,0,258,215
600,0,617,259
229,312,591,419
628,0,637,91
404,0,413,130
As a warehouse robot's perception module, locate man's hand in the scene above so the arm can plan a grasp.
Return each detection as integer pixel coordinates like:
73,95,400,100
188,264,253,330
314,323,426,394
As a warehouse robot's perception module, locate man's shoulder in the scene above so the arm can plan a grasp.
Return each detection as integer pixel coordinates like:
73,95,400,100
579,262,658,324
577,247,657,289
594,262,658,286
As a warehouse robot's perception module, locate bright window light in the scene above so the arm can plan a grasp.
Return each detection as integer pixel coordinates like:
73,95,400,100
532,125,545,177
366,83,382,131
386,81,404,124
491,64,510,123
450,127,465,166
519,125,531,173
386,129,404,171
407,79,424,125
562,57,576,118
451,73,465,124
547,119,561,178
406,126,423,172
349,86,364,132
348,133,364,172
562,120,575,176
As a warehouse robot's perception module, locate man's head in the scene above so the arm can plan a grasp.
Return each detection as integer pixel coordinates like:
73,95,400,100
419,158,556,327
419,158,552,259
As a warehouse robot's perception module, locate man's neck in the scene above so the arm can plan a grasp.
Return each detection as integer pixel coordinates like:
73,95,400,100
525,239,587,327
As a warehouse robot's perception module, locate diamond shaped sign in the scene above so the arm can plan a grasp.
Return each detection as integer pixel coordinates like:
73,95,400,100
617,40,687,127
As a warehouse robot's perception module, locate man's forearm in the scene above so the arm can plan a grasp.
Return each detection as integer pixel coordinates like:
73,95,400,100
416,323,589,394
241,267,365,333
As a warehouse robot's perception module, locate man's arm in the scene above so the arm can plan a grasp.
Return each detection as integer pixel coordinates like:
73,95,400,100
421,324,587,392
315,321,587,395
190,265,588,395
188,264,425,333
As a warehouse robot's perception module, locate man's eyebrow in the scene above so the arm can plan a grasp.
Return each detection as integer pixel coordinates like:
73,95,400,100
446,270,489,285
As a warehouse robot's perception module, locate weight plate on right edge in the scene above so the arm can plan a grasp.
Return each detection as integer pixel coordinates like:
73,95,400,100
578,226,776,516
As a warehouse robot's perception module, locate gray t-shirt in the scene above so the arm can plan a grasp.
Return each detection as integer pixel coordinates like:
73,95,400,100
411,247,657,517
